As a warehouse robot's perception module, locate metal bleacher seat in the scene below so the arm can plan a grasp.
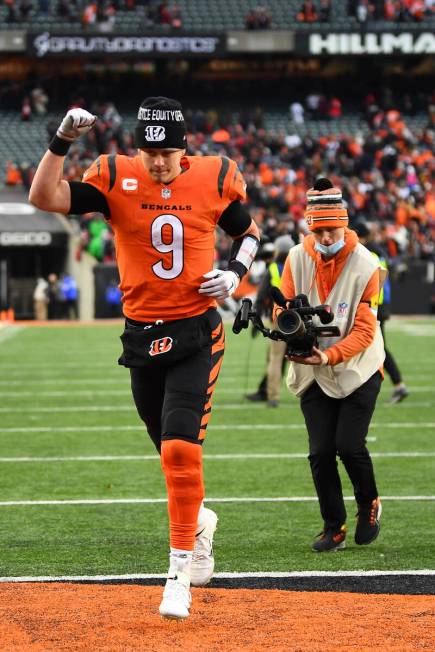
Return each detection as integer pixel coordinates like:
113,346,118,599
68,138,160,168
1,0,434,31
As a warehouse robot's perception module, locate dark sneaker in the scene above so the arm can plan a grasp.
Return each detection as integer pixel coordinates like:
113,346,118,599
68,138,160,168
312,525,347,552
355,497,382,545
245,391,267,402
390,385,409,404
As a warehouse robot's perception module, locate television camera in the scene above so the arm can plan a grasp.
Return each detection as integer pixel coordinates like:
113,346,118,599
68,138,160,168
232,288,340,357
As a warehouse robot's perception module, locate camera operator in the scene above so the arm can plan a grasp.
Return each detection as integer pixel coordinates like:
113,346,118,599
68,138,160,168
278,178,385,552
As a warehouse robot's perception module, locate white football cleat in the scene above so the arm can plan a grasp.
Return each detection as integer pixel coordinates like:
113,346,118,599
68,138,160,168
190,507,218,587
159,571,192,620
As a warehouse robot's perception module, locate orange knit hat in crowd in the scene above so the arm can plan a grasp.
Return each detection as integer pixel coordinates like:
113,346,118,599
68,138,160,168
304,178,348,231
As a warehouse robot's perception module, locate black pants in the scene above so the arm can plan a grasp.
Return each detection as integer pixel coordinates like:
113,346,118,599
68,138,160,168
300,371,382,531
129,309,223,454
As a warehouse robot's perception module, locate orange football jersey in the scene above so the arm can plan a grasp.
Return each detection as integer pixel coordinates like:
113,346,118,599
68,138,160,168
82,154,246,321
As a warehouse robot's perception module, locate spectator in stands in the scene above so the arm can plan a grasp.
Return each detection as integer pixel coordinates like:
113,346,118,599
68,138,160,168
297,0,318,22
354,0,375,22
328,96,342,119
82,1,97,27
245,5,272,29
59,0,76,20
157,0,171,24
96,1,116,31
31,87,49,116
5,0,19,23
306,92,322,118
290,101,305,124
318,0,332,20
21,97,31,121
19,0,33,21
5,160,22,186
170,2,183,28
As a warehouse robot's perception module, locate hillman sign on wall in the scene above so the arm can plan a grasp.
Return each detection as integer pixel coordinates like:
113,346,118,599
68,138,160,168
299,32,435,56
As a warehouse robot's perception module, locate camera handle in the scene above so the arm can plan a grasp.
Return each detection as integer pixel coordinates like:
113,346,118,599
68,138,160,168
232,298,289,343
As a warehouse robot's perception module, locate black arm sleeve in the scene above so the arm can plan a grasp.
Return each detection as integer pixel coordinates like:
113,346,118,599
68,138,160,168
68,181,111,217
217,200,251,237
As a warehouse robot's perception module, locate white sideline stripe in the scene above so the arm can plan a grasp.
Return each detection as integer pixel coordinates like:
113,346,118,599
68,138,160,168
0,378,126,386
0,495,433,507
0,569,434,583
0,326,24,344
0,392,432,409
2,402,435,414
1,419,434,432
0,451,431,463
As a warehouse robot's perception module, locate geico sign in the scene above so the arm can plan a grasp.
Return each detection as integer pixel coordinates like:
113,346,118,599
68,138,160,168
0,231,52,246
309,32,435,55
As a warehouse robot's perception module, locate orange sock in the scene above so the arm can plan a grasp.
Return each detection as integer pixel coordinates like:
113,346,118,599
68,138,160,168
161,439,204,551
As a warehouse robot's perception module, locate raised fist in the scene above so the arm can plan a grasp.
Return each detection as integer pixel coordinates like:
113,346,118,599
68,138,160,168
57,108,97,142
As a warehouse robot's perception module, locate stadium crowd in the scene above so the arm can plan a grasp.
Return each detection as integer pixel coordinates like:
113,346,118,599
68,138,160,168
2,0,434,26
2,0,184,29
6,88,434,270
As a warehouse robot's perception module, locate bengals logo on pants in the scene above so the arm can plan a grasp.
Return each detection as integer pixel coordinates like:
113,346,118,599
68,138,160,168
149,337,173,356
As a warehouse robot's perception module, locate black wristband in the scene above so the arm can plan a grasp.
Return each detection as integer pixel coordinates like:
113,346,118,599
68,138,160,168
228,260,247,280
48,135,71,157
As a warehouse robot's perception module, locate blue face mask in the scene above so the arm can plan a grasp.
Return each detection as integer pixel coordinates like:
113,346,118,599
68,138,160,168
315,239,345,257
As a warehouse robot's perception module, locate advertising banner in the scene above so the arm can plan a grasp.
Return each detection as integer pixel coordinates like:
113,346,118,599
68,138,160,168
27,32,225,58
296,31,435,56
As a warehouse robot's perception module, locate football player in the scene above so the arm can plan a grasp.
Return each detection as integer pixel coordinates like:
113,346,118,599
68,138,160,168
29,97,260,620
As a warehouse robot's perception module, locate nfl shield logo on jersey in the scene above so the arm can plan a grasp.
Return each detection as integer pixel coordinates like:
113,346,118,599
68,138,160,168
161,187,171,199
337,302,348,318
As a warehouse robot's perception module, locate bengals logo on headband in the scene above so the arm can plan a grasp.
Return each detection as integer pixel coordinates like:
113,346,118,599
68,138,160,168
305,214,313,226
149,337,173,356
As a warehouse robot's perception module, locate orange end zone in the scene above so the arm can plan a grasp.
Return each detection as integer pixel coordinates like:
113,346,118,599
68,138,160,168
0,584,433,651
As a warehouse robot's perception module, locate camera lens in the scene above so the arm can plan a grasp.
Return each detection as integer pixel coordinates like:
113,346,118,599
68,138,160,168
276,310,305,337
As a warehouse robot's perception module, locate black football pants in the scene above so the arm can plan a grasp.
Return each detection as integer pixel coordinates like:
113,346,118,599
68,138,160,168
300,371,382,531
129,310,223,454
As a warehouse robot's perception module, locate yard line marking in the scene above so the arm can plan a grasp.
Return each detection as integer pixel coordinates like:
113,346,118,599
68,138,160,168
0,495,433,507
0,421,430,432
0,388,435,412
0,569,434,583
0,451,432,463
0,326,24,344
0,378,126,387
0,423,382,436
0,382,433,392
2,398,435,413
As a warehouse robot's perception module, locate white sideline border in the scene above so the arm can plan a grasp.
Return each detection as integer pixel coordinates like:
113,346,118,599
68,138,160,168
0,451,433,463
0,495,434,507
0,570,434,583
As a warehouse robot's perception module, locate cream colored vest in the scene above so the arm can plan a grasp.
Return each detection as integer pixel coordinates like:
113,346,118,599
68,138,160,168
286,243,385,398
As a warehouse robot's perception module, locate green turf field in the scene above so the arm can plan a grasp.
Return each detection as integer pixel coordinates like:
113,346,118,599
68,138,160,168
0,318,434,577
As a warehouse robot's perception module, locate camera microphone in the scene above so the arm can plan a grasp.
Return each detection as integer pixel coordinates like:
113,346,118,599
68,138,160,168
270,287,288,308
